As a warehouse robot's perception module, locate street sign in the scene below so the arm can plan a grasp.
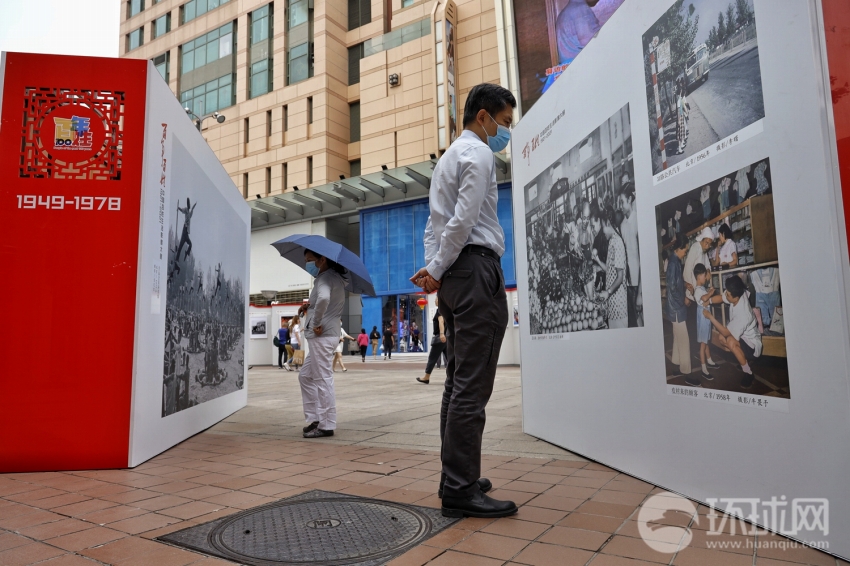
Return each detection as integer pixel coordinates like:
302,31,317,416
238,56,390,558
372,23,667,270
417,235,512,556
656,39,671,72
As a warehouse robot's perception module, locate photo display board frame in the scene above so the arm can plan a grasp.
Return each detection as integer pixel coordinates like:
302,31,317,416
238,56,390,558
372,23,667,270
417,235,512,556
511,0,850,557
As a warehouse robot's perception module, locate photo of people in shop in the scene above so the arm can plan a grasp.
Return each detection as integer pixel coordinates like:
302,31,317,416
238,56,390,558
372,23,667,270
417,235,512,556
657,157,789,398
525,104,643,335
642,0,764,176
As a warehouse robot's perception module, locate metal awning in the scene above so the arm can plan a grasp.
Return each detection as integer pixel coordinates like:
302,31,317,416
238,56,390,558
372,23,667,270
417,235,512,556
249,154,511,229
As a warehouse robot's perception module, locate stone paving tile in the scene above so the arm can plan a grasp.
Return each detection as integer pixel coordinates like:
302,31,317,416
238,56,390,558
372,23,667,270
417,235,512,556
46,526,128,551
0,541,68,566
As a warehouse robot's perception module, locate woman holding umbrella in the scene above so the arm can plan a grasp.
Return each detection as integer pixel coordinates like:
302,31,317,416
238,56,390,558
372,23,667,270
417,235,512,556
299,249,348,438
271,234,376,439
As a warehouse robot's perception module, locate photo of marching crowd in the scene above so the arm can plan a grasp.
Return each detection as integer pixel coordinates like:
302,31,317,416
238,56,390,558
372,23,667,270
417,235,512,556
162,140,247,418
525,104,643,335
657,157,790,397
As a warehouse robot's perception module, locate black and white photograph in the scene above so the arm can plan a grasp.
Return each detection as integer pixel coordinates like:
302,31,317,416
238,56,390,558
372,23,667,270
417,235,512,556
162,138,246,418
657,157,790,399
525,104,643,335
250,315,268,339
643,0,764,177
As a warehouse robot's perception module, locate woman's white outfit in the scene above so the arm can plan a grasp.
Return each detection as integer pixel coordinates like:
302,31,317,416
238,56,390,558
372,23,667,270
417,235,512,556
299,270,346,431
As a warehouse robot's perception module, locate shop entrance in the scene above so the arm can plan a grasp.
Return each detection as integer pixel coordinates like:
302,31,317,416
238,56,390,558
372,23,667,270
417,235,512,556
379,294,428,353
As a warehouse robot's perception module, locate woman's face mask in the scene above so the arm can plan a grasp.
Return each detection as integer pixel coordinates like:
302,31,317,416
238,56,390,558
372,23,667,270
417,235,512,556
305,261,320,277
485,113,511,153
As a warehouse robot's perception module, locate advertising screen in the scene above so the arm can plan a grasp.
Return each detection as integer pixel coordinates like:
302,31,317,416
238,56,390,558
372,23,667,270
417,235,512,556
513,0,625,113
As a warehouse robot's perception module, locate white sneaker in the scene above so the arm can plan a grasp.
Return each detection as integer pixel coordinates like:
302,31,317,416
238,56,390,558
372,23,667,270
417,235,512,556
284,363,292,371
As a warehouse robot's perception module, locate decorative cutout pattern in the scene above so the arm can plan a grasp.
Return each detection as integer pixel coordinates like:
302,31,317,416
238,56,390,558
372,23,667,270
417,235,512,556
20,87,125,180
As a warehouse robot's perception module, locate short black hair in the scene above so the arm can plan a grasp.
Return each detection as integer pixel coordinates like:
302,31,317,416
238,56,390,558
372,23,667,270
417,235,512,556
725,275,746,298
463,83,517,127
718,223,733,240
693,263,707,277
676,237,689,251
621,181,636,202
361,328,366,334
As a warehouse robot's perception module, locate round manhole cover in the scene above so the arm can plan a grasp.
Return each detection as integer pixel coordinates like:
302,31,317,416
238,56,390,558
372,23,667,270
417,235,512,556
208,496,433,565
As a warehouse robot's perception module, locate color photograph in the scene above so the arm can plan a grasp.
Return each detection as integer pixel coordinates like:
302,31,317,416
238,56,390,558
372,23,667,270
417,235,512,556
642,0,764,176
524,104,642,335
656,157,789,397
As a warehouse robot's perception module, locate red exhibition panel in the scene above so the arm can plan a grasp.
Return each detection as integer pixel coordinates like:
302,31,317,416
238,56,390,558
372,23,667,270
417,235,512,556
0,53,148,471
823,0,850,254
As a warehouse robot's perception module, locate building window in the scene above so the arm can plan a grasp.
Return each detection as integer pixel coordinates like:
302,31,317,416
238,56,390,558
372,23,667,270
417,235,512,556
179,24,236,116
127,27,144,51
402,0,414,6
283,105,288,130
283,163,288,191
153,52,170,82
242,173,248,198
266,167,272,195
363,17,430,57
250,4,273,98
180,75,234,116
307,97,313,124
349,102,360,142
182,0,231,24
307,156,313,184
288,43,310,84
350,159,361,177
348,43,364,85
250,60,272,98
181,23,233,73
289,0,309,28
128,0,145,18
152,13,171,38
348,0,371,30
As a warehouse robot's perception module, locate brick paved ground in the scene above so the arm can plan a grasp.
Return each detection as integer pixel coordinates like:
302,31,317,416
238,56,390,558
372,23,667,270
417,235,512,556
0,362,842,565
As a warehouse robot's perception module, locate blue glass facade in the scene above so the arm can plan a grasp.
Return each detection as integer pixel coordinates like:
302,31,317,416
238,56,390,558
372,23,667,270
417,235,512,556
359,185,515,354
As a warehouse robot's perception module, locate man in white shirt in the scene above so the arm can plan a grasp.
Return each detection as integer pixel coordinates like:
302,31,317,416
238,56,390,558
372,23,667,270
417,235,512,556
410,83,517,519
704,275,762,389
683,227,715,300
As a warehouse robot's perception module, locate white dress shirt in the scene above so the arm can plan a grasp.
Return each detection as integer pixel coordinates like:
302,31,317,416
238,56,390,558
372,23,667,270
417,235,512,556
424,130,505,280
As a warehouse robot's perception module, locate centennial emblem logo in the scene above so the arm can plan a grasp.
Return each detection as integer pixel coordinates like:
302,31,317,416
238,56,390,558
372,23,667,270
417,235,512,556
53,115,93,150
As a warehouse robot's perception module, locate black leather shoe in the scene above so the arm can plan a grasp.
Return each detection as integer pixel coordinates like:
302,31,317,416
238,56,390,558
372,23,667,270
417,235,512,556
441,490,517,518
438,477,492,499
302,421,319,433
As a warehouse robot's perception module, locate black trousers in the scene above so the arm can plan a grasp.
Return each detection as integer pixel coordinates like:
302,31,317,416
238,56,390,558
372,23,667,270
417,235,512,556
425,340,447,374
278,346,287,367
359,345,367,359
438,249,507,499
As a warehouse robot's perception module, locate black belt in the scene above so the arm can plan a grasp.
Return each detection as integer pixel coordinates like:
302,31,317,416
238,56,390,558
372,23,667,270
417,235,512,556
462,244,500,261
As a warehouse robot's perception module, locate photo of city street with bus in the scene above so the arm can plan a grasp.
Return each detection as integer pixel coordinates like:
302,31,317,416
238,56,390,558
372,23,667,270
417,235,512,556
642,0,764,175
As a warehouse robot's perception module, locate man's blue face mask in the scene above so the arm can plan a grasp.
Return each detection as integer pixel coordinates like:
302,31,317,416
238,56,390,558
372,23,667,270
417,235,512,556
305,261,320,277
486,113,511,153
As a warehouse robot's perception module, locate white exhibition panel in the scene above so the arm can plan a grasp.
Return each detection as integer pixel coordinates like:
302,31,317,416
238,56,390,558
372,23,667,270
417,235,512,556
129,63,250,467
246,305,301,366
512,0,850,555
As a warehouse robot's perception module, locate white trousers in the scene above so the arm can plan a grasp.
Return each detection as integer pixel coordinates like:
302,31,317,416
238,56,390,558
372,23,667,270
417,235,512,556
298,335,338,430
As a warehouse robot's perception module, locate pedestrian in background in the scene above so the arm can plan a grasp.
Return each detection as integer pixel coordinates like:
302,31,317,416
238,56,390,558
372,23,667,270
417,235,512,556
299,250,346,438
332,321,354,373
382,325,395,360
369,326,381,360
284,315,302,371
277,321,290,369
411,83,517,519
357,329,369,362
416,298,446,384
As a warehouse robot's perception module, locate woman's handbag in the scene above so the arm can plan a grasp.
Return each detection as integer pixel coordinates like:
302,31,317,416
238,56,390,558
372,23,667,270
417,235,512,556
273,336,280,347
